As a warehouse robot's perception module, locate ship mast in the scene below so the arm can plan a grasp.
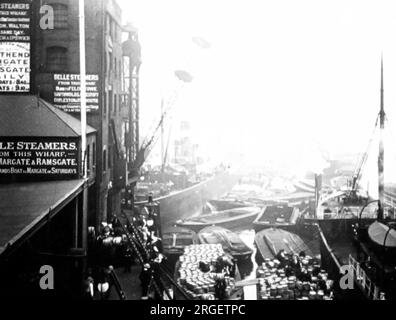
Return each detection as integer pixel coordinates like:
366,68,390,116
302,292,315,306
378,56,385,220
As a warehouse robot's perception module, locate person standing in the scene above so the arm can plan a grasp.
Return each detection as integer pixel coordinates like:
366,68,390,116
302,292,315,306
139,263,152,299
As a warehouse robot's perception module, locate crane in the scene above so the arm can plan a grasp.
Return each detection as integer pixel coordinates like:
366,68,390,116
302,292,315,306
344,115,379,205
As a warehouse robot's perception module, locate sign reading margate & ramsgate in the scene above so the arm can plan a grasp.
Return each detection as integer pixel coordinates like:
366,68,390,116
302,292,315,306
0,138,79,182
0,1,32,93
53,74,100,112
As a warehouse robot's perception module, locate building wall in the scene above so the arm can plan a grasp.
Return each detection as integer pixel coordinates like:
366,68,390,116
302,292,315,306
33,0,131,227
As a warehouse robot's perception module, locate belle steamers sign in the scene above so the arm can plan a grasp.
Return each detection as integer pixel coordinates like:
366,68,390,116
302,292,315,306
0,1,32,93
53,74,100,112
0,138,79,182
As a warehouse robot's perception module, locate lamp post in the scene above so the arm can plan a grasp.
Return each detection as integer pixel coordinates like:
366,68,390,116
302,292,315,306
79,0,87,181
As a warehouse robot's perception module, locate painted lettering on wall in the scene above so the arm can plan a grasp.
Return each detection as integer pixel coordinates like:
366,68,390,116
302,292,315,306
0,138,79,182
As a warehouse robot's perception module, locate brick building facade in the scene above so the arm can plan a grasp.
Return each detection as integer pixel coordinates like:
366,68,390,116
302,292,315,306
33,0,141,227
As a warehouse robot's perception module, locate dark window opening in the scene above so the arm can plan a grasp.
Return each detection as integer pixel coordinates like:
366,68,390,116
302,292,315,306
52,3,68,29
92,142,96,167
103,92,107,116
103,149,107,173
114,93,118,114
86,144,90,174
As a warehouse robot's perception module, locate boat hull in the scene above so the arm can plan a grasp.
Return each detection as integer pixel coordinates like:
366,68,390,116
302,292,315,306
254,228,313,261
162,226,199,258
253,206,300,232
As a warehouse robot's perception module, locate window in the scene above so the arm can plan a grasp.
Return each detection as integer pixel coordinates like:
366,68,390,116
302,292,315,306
103,92,107,116
92,142,96,167
109,90,113,113
46,46,67,72
114,93,118,114
86,144,90,174
119,95,123,110
114,57,117,76
109,51,113,72
52,3,68,28
103,149,107,173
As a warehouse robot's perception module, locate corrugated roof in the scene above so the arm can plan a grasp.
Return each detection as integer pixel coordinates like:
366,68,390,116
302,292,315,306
0,95,96,137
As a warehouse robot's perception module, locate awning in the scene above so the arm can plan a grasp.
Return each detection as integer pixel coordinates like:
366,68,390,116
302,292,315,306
368,221,396,248
0,179,85,257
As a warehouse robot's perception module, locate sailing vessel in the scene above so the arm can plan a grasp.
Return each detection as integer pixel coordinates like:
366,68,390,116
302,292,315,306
301,59,396,300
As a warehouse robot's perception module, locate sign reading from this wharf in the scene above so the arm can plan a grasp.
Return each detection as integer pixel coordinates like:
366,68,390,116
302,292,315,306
0,137,79,182
0,0,32,93
53,74,100,113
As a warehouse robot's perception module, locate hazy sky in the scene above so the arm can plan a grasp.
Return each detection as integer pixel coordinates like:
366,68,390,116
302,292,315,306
118,0,396,172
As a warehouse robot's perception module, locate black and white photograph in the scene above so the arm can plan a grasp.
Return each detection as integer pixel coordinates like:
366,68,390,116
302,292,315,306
0,0,395,310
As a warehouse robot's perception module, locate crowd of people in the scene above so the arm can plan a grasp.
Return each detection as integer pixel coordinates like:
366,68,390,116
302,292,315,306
84,194,167,300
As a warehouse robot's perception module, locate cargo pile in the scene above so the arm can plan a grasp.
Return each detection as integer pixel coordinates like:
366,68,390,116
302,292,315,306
176,244,237,300
257,255,334,300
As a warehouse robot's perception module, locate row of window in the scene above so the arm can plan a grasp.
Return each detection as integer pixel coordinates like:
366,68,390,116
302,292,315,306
51,3,68,28
106,51,124,79
46,46,125,76
102,145,112,173
88,143,113,175
44,3,122,33
106,13,122,43
86,141,96,176
103,91,127,117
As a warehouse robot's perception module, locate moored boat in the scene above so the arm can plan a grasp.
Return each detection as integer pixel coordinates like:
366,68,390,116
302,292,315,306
198,226,253,260
254,228,313,261
162,226,199,257
253,205,300,232
176,206,261,232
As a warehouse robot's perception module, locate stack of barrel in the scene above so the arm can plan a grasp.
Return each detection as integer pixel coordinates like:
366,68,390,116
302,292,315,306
176,244,235,300
257,257,334,300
